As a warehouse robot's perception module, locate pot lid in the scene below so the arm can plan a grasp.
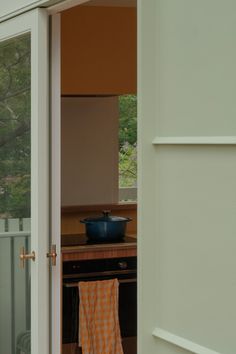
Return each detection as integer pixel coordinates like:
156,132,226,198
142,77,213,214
82,210,131,223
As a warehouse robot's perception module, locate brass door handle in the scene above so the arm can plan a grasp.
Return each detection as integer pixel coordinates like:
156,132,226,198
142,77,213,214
20,247,36,269
47,244,57,266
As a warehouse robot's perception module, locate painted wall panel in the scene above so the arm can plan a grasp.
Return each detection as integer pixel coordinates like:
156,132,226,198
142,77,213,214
155,339,192,354
157,0,236,137
155,145,236,354
138,0,160,353
139,1,236,354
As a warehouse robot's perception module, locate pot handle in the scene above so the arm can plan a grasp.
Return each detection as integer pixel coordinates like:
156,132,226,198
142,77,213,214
126,217,132,222
102,210,111,217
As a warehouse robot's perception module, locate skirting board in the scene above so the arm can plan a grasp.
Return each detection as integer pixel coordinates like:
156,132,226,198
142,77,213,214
152,328,221,354
152,136,236,145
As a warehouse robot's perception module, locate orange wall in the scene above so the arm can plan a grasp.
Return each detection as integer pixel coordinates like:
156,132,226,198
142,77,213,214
61,6,137,95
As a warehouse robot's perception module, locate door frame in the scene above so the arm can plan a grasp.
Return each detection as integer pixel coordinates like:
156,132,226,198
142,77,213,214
49,3,92,353
50,13,61,354
48,1,138,354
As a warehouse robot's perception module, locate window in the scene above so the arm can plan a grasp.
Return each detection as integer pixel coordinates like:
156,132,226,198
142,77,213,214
119,94,137,202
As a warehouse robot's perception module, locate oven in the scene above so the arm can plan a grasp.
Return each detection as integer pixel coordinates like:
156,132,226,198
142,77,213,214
62,256,137,354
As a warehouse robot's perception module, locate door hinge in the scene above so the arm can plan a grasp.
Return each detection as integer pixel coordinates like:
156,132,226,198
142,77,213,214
47,244,57,266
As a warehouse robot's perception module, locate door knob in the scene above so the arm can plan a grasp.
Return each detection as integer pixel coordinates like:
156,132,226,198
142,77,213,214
19,247,36,269
47,244,57,266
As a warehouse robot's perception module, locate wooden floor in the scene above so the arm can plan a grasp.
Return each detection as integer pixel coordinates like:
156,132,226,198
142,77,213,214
62,343,81,354
62,337,137,354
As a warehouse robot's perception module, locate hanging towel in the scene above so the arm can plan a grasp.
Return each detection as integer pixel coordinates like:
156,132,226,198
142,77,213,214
78,278,124,354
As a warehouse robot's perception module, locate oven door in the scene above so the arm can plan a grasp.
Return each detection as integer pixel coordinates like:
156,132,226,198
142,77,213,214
62,258,137,353
63,277,137,343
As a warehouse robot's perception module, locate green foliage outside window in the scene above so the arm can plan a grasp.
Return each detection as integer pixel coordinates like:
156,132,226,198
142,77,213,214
119,95,137,188
0,34,31,218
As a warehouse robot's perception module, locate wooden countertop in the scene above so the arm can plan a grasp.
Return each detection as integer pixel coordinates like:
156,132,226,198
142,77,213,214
61,234,137,261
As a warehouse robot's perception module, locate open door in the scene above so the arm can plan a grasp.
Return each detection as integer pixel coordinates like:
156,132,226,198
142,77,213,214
138,1,236,354
0,9,49,354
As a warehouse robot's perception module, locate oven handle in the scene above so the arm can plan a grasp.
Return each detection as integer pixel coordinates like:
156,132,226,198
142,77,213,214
63,278,137,288
63,269,136,279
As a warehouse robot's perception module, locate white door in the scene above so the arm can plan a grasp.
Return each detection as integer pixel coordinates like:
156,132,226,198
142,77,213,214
0,9,49,354
139,1,236,354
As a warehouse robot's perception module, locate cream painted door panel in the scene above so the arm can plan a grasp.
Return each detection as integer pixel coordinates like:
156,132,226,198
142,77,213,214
0,9,49,354
139,1,236,354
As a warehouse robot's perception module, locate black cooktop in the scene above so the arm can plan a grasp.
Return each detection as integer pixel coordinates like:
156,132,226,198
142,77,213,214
61,234,136,247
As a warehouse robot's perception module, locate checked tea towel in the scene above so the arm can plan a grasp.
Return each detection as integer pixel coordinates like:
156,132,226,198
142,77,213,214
78,279,124,354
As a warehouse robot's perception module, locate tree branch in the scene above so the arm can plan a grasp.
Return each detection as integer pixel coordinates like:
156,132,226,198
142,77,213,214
0,102,18,121
0,121,30,149
0,86,30,103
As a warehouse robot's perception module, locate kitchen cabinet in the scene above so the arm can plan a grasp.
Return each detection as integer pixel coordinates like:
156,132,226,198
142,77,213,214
61,235,137,261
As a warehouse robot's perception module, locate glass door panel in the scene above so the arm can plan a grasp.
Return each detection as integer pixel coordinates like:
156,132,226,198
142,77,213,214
0,32,31,354
0,9,49,354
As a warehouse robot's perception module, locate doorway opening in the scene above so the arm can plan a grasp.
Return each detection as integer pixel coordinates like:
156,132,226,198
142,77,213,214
58,1,137,353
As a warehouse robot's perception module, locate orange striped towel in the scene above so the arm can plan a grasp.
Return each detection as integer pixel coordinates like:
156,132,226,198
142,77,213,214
78,279,124,354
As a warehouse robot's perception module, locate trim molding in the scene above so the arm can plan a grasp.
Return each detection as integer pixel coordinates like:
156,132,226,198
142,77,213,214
152,328,221,354
152,136,236,145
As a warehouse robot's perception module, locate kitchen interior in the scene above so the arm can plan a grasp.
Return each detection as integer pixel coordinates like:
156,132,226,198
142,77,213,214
60,1,137,354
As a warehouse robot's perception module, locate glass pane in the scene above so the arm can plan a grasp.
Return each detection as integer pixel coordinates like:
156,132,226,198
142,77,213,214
0,33,31,354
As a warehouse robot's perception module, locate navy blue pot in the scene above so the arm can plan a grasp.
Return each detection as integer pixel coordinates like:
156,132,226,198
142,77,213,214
80,210,132,242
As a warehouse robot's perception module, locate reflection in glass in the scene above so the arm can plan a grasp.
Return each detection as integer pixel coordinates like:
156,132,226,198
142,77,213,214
0,33,31,354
